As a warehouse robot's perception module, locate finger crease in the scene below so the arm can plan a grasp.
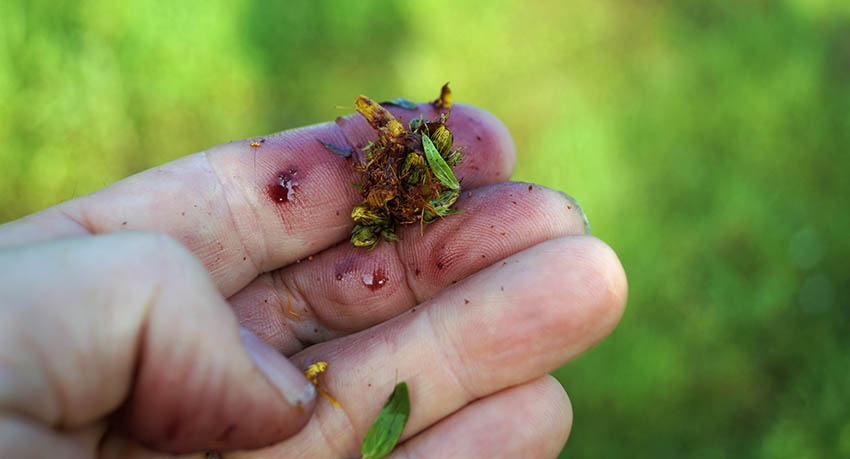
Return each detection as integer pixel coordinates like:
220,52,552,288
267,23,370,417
270,272,308,351
57,207,95,235
202,149,263,276
313,392,360,458
424,306,478,403
390,237,423,306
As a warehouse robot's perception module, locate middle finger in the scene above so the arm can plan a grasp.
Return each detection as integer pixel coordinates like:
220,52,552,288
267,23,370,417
229,182,590,354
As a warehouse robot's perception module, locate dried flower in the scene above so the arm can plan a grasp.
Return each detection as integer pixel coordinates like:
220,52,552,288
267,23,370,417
319,85,465,249
303,361,341,408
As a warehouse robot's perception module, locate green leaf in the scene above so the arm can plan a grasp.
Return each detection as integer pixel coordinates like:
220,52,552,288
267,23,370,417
361,382,411,459
381,98,418,110
318,139,353,158
422,134,460,190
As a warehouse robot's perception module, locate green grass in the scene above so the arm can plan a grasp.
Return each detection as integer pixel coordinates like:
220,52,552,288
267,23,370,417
2,1,848,456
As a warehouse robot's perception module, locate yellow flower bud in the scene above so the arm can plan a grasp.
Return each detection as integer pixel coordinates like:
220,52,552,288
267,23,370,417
431,125,453,154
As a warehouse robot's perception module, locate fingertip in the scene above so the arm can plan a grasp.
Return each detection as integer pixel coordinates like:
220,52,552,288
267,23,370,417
340,101,517,188
539,375,573,449
540,236,629,351
577,236,629,332
446,103,517,186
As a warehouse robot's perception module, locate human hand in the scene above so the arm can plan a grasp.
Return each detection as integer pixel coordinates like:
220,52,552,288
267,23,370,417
0,102,627,458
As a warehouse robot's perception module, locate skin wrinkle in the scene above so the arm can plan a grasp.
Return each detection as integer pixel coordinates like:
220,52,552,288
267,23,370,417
277,270,319,351
389,231,423,306
424,304,477,404
17,330,65,426
202,150,264,284
261,272,301,351
57,206,94,236
312,391,359,459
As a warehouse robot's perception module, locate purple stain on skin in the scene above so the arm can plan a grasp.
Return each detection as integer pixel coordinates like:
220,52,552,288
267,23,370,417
267,167,299,203
334,257,357,281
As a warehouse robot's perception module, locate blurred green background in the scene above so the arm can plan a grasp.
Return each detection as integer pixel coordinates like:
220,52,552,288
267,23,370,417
2,1,848,456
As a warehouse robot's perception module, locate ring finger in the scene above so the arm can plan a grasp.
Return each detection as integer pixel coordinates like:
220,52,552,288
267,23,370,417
229,235,627,458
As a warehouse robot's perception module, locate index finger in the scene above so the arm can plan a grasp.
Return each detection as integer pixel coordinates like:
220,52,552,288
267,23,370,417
0,103,516,296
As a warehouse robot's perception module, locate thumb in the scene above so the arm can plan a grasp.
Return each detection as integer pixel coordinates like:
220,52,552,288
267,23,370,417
0,233,316,455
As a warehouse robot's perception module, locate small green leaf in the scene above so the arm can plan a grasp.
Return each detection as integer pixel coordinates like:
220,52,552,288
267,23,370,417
351,183,363,190
381,98,418,110
422,134,460,190
318,139,353,158
361,382,411,459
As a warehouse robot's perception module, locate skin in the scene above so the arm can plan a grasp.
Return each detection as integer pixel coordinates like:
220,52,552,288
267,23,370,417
0,102,627,458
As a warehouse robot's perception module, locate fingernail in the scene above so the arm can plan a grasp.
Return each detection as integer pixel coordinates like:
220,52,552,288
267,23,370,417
557,191,591,235
240,327,316,406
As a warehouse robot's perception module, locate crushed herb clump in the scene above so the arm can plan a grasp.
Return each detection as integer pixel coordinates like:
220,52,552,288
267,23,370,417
321,84,464,249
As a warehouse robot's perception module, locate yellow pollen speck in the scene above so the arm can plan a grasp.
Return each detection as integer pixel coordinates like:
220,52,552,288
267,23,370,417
303,361,341,407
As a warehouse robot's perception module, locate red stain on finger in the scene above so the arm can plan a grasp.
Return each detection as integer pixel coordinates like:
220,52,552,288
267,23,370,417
267,167,299,203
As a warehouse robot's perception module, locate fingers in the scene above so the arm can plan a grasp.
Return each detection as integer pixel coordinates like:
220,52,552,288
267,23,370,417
229,182,590,355
0,103,516,297
0,233,315,454
230,235,627,458
390,376,571,459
